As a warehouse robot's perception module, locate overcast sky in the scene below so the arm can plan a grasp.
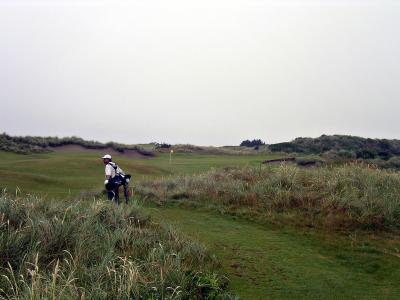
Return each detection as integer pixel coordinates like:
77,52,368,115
0,0,399,146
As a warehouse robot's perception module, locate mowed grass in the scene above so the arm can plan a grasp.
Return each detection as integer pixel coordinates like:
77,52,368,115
0,150,281,197
148,205,400,299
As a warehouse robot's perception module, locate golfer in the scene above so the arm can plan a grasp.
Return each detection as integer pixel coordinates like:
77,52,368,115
102,154,131,204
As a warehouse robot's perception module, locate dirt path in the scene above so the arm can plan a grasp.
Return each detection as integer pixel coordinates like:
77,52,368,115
147,206,400,300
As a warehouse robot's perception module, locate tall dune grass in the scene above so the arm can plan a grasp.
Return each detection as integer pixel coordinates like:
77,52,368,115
0,194,230,299
137,164,400,231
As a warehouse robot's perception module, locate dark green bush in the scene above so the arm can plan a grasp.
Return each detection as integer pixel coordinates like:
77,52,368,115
384,157,400,169
240,139,266,147
295,156,325,166
155,142,172,149
356,148,378,159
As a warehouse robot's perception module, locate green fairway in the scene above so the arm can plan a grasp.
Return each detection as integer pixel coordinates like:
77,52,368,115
148,205,400,300
0,150,282,197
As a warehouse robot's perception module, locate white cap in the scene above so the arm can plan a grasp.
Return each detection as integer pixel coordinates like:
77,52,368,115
102,154,112,159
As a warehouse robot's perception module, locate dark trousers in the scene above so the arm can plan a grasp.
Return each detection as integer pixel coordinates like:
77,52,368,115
108,184,129,204
108,188,120,204
123,183,129,204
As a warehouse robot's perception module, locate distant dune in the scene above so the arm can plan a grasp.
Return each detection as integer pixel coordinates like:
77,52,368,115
51,144,153,158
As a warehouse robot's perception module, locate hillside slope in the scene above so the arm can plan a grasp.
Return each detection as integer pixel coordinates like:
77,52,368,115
270,134,400,157
0,133,153,156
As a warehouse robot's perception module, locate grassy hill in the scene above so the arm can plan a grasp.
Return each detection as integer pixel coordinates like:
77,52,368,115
0,133,153,156
0,133,266,156
270,134,400,155
267,135,400,170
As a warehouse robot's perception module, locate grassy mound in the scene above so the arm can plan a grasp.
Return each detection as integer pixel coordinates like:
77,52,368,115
269,134,400,157
137,164,400,231
0,133,153,156
0,194,230,299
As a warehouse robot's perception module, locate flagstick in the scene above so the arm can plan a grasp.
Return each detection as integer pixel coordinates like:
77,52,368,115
169,149,174,164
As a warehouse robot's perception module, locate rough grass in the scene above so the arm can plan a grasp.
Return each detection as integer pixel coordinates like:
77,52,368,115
137,163,400,231
0,193,231,299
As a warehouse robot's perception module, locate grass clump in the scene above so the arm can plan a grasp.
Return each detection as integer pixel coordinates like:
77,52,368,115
0,193,229,299
137,164,400,231
295,156,325,167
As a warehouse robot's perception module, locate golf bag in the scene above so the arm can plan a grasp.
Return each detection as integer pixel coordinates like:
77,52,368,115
105,162,131,191
105,173,131,191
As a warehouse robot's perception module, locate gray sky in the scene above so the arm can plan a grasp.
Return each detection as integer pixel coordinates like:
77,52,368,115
1,0,399,146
